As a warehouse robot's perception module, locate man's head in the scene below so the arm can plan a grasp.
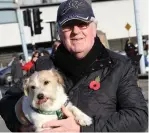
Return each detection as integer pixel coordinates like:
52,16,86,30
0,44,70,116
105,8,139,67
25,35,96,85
12,53,18,59
57,0,97,59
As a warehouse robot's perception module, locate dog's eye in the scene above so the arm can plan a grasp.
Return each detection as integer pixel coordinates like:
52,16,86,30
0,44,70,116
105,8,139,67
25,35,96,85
44,81,49,85
31,86,35,89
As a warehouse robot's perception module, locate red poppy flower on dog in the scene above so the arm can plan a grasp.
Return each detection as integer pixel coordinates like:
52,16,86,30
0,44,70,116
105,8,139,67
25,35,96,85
89,76,101,91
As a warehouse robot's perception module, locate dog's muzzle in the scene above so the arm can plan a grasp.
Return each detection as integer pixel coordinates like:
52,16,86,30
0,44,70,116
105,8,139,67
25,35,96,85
37,93,44,100
36,93,49,105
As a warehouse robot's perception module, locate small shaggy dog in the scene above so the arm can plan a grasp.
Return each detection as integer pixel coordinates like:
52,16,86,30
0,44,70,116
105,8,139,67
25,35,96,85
15,69,92,131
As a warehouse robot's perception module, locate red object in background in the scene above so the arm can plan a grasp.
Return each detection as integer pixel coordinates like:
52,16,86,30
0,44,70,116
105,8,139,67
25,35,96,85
22,61,34,72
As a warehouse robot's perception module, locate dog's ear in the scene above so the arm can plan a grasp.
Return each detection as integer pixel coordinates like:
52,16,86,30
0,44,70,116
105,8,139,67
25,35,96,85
51,69,64,86
23,78,30,96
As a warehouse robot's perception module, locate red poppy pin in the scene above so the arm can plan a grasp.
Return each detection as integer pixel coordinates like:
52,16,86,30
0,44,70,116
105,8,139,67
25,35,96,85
89,76,100,90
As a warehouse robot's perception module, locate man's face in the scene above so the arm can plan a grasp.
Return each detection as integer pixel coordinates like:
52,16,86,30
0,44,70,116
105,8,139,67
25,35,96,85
59,20,96,59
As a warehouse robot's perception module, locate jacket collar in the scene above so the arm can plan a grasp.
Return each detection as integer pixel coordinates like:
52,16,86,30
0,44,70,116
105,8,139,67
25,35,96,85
53,36,115,82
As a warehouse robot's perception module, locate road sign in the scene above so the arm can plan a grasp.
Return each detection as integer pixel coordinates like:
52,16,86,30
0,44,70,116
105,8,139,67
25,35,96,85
125,23,131,31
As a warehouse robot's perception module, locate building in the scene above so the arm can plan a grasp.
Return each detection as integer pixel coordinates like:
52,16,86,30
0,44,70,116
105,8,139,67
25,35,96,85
0,0,148,56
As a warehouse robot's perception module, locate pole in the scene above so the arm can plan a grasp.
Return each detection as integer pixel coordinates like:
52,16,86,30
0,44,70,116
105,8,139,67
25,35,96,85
30,9,36,50
15,3,29,62
133,0,146,74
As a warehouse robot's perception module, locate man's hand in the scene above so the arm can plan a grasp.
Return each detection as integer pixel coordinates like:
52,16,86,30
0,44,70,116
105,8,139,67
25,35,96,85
19,125,35,132
42,106,80,132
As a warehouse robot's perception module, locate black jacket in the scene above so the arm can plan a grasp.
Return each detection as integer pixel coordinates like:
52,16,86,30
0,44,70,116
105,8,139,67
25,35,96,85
0,37,148,132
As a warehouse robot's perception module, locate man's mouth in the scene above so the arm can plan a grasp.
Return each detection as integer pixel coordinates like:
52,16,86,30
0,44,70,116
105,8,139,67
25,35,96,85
71,38,83,41
36,97,49,105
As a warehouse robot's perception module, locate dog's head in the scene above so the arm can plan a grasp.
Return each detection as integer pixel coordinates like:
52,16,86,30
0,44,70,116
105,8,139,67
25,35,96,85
23,69,66,111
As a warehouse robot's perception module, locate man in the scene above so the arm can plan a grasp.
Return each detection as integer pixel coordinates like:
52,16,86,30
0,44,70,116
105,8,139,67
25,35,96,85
11,53,23,84
0,0,148,132
124,39,138,57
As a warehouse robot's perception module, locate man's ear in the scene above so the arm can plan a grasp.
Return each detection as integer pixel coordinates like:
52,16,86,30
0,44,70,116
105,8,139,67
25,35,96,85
57,23,62,39
93,22,97,38
23,78,30,96
57,26,64,42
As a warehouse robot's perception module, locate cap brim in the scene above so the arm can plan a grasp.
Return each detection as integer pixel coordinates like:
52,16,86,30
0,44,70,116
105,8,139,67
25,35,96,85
59,16,92,26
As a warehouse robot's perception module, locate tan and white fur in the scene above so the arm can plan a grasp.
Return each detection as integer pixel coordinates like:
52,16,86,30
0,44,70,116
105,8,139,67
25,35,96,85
15,69,92,131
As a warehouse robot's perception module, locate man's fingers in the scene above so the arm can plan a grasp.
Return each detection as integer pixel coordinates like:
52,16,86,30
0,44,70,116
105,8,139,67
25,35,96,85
61,106,74,118
42,127,63,132
20,125,35,132
42,119,64,128
42,107,74,128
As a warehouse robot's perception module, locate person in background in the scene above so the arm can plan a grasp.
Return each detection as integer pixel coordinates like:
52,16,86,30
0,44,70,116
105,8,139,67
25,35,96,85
0,0,148,132
11,53,23,84
40,49,50,57
19,54,25,67
28,49,54,75
143,39,149,67
22,50,40,72
124,39,138,57
51,40,61,57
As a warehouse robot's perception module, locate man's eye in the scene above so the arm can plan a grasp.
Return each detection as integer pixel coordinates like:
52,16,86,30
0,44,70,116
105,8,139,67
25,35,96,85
44,81,49,85
79,23,87,28
31,86,35,89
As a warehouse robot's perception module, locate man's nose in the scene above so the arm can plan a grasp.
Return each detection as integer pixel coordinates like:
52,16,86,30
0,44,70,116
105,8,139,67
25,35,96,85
72,25,81,34
37,93,44,99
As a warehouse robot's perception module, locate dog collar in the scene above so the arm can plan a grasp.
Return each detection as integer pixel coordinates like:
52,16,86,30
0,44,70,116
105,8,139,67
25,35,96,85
30,99,70,120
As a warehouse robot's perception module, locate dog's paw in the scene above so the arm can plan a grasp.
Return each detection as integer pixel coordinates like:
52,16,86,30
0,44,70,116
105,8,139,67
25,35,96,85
74,113,92,126
70,106,92,126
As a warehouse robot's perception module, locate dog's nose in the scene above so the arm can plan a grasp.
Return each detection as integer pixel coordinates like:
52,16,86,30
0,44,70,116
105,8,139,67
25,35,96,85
37,93,44,100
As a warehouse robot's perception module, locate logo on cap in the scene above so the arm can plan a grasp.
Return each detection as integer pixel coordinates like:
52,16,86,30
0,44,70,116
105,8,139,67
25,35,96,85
62,0,84,15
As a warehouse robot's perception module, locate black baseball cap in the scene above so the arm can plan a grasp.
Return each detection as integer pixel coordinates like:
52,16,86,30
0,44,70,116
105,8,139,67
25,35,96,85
57,0,95,26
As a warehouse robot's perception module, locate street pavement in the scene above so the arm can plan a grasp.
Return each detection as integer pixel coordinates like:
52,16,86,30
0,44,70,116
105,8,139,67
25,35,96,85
0,118,10,132
0,86,10,132
0,79,148,132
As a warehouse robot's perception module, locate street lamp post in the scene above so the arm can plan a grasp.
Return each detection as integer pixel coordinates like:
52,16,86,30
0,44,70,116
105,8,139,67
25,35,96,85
15,0,29,62
133,0,146,74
